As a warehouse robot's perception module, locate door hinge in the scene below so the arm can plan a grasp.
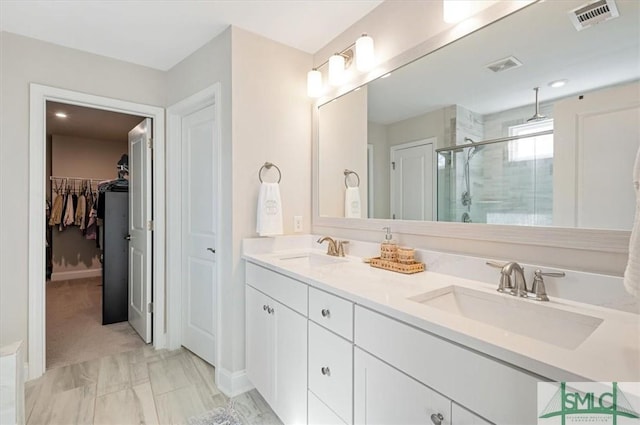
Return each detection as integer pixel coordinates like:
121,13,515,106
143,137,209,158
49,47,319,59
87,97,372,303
148,138,153,150
147,220,154,231
392,161,396,170
148,302,153,313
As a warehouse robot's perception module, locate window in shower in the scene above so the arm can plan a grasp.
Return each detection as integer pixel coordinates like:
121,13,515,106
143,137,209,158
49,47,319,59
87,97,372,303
507,119,554,162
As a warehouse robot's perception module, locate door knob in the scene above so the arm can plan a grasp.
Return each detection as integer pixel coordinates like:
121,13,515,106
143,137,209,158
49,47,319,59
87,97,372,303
430,413,444,425
124,234,131,241
207,248,215,254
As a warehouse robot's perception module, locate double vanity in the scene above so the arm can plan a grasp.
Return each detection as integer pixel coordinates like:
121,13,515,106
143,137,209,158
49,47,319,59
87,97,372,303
242,236,640,425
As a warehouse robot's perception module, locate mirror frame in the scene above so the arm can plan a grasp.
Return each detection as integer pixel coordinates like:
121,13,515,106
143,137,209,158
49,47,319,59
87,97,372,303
311,0,630,255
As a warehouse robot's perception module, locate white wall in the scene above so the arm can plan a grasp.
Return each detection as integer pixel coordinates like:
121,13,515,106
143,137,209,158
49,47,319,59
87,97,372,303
367,121,389,219
230,26,312,373
318,87,368,218
0,31,166,353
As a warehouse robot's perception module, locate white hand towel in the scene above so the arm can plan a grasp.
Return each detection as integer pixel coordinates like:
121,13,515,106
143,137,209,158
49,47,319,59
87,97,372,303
345,187,362,218
623,145,640,298
256,182,283,237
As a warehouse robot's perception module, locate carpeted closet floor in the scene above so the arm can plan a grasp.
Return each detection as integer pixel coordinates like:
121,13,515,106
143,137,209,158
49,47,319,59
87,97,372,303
46,276,147,369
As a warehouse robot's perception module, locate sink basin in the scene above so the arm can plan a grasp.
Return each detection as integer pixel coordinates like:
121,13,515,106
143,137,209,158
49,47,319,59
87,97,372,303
277,253,346,267
408,286,603,349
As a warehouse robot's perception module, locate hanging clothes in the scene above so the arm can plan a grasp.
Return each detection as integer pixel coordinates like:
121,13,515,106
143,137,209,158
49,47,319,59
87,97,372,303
63,188,75,227
48,180,64,226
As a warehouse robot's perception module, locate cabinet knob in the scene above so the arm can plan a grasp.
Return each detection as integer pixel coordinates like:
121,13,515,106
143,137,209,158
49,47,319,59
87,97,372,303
263,305,268,311
430,413,444,425
321,366,331,376
267,306,274,314
321,308,330,318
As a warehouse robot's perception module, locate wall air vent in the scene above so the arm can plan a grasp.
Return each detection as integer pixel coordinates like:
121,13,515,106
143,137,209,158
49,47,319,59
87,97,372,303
568,0,619,31
485,56,523,73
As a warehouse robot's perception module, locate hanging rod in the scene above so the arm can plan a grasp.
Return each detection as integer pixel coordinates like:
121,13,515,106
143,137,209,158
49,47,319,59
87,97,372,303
258,162,282,183
49,176,103,183
435,129,554,154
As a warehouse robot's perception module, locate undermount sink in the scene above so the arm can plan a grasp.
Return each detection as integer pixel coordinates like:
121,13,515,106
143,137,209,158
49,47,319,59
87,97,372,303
277,252,347,267
408,286,603,349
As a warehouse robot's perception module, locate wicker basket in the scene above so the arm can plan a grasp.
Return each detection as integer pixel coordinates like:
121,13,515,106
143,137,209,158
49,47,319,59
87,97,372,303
370,257,425,274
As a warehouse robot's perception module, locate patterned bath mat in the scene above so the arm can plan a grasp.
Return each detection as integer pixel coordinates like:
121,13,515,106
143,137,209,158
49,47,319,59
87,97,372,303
187,402,242,425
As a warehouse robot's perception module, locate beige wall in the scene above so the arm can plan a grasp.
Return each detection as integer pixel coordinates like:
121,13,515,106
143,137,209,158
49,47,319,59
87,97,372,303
231,26,312,372
0,31,165,352
50,135,128,276
318,87,368,218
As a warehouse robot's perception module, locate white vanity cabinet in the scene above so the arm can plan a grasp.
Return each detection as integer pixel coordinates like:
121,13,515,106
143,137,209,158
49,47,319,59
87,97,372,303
355,305,544,425
245,264,308,425
354,347,451,425
308,288,355,425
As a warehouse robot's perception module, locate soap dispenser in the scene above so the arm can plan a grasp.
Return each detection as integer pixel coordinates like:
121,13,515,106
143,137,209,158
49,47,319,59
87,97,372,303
380,227,398,261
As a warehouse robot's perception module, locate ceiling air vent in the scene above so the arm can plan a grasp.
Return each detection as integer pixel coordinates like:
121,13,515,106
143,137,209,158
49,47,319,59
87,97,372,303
485,56,523,73
568,0,619,31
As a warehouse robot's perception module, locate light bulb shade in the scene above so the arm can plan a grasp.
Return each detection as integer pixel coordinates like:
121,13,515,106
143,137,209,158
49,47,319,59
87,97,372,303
328,54,345,86
355,34,375,72
307,69,322,98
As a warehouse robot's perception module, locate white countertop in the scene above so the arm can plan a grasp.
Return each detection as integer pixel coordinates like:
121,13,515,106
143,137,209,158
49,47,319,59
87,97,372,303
243,248,640,383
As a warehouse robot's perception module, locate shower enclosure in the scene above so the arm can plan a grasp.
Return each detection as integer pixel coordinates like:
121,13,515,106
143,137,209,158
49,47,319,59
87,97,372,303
437,127,554,226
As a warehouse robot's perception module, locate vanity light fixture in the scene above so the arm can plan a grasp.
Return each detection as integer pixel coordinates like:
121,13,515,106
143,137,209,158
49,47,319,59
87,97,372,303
548,79,568,88
55,112,67,118
306,34,375,97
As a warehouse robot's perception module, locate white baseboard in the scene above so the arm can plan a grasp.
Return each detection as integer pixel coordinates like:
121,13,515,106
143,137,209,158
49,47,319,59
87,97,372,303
215,368,253,397
50,269,101,281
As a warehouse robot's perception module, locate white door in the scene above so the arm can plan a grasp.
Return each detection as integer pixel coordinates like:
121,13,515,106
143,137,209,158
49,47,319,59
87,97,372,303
128,118,153,342
390,139,435,220
181,105,218,365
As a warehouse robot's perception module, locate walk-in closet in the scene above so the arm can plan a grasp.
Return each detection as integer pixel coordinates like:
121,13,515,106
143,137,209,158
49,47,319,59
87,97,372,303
45,101,148,369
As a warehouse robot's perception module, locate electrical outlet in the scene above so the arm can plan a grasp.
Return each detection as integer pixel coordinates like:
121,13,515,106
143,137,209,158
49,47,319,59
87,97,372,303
293,216,303,233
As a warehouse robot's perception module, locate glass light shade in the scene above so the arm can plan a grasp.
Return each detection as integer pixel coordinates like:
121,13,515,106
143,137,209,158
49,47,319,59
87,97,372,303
328,53,345,86
355,34,375,72
307,69,323,98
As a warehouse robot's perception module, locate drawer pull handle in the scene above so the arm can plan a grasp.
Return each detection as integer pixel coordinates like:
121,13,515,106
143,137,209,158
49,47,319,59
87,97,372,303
321,309,331,318
430,413,444,425
321,366,331,376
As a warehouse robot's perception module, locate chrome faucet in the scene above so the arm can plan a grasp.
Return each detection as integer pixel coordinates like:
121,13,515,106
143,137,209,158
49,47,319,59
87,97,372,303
317,236,339,256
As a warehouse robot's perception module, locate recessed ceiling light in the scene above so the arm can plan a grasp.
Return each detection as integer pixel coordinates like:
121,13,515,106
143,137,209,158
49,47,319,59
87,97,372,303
55,112,68,118
381,73,391,79
548,79,568,88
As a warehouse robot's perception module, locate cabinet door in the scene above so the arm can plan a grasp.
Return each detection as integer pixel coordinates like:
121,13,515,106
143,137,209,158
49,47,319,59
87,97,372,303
452,403,492,425
246,285,273,403
308,322,353,423
273,298,308,425
354,348,451,425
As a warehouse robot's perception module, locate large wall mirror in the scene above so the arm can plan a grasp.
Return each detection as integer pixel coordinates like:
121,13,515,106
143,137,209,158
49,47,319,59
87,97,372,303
317,0,639,231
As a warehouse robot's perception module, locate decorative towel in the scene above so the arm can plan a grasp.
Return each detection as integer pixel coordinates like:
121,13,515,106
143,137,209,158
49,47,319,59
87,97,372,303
256,182,283,236
623,146,640,298
344,187,362,218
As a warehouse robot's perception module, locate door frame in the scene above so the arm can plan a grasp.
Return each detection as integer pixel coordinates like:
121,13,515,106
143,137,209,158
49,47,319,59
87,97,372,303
28,83,166,380
165,84,222,368
389,138,437,220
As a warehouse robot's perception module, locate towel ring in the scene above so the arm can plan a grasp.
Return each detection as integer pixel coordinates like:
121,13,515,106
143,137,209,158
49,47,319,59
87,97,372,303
344,169,360,188
259,162,282,183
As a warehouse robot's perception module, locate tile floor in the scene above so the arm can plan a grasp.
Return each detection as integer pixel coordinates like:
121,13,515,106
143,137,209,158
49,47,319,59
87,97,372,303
26,346,282,425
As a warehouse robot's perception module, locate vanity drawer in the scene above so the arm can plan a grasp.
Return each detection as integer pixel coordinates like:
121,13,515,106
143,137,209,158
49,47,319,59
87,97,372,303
308,390,347,425
354,305,545,425
245,262,307,315
308,287,354,341
308,321,353,424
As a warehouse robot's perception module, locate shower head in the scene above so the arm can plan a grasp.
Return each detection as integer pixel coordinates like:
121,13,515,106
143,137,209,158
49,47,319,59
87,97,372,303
527,87,547,122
